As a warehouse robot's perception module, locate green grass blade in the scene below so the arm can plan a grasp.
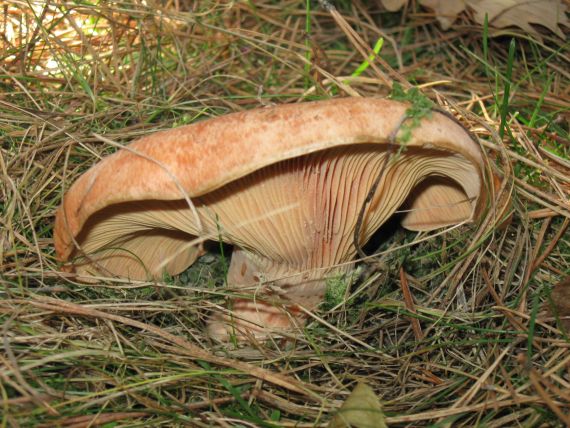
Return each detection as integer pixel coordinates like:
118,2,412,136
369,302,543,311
351,37,384,78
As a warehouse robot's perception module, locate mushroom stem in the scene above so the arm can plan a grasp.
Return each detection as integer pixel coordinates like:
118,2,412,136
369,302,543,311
207,248,351,340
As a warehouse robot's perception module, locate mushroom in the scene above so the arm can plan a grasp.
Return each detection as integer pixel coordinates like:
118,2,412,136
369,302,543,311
54,97,489,340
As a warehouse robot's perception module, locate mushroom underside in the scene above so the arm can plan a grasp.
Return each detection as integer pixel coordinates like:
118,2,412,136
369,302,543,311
67,144,480,292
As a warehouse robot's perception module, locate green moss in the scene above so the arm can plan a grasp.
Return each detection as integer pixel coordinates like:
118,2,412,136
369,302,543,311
389,83,434,144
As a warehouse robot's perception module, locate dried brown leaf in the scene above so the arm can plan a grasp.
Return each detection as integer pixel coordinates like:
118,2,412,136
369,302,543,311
420,0,467,29
328,383,387,428
379,0,569,37
379,0,408,12
549,276,570,333
468,0,570,38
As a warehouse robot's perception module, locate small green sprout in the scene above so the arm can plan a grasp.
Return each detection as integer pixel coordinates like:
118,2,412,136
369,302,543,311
325,274,349,308
351,37,384,78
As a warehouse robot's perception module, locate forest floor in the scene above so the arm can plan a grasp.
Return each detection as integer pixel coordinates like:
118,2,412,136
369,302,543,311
1,1,569,427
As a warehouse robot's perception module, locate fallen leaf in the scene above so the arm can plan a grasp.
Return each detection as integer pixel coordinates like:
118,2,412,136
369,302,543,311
379,0,408,12
468,0,570,39
420,0,467,30
378,0,569,38
549,276,570,333
328,383,387,428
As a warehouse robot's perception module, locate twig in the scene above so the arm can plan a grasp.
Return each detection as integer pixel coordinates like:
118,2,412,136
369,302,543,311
399,267,423,341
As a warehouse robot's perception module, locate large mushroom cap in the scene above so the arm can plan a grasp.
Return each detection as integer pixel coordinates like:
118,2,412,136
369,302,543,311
55,98,488,287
